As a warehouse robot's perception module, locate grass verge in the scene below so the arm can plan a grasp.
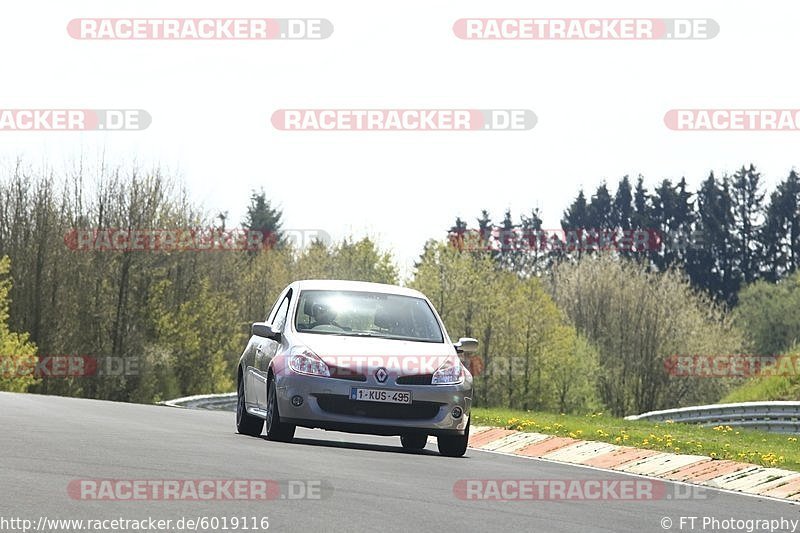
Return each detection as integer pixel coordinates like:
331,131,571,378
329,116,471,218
721,375,800,403
472,407,800,472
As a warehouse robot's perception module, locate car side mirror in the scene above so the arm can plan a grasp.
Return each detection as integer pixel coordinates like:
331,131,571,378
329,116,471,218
454,337,478,354
252,322,281,342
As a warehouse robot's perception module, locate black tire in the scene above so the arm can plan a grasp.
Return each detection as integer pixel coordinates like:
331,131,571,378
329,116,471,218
236,376,264,437
265,376,295,442
400,434,428,450
437,418,470,457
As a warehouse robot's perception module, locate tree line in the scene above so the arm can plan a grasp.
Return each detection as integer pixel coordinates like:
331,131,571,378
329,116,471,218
0,161,395,403
451,165,800,305
0,161,797,415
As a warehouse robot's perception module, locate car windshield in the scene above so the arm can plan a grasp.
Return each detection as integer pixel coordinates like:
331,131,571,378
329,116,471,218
294,290,444,342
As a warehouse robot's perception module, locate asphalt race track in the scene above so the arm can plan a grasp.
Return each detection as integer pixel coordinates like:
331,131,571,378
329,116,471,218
1,392,798,533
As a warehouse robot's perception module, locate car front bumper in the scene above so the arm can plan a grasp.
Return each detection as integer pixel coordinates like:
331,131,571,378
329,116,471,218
274,372,472,437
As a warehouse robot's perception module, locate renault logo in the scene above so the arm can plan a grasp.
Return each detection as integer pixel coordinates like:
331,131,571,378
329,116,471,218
375,367,388,383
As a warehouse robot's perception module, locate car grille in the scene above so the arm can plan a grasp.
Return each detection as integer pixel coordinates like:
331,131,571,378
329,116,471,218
395,374,433,385
328,367,367,382
315,394,442,420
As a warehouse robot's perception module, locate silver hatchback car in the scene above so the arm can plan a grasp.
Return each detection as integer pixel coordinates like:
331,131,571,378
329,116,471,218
236,280,477,457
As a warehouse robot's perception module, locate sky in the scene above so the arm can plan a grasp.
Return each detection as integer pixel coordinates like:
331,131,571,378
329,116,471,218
1,1,798,279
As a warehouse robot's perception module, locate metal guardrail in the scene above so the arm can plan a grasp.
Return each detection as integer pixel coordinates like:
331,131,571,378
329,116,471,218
163,395,800,435
625,402,800,434
160,392,237,411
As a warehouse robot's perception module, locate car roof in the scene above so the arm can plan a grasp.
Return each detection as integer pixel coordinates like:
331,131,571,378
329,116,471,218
290,279,426,299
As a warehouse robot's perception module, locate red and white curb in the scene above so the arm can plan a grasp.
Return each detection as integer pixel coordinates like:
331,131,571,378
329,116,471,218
467,425,800,503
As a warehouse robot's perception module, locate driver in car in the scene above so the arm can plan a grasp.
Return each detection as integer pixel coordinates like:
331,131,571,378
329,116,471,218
310,303,342,329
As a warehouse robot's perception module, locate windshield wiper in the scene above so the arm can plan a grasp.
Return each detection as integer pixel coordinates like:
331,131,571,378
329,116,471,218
345,331,380,337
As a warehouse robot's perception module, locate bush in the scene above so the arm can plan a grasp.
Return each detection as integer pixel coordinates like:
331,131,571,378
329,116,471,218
0,257,38,393
549,254,743,416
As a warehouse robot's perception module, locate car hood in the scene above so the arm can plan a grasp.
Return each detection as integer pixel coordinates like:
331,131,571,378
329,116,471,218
296,332,454,356
295,332,457,376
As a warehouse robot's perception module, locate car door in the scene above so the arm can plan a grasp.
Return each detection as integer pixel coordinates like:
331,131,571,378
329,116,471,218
246,288,286,409
255,290,292,409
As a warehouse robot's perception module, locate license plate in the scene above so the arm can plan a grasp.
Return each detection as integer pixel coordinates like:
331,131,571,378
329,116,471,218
350,388,411,404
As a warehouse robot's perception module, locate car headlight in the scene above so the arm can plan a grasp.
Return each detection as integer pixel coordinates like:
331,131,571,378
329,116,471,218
431,355,463,385
288,348,330,377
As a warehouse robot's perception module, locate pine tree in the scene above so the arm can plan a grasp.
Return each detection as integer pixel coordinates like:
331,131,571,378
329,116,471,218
730,164,766,284
477,209,493,254
649,178,695,270
688,173,740,303
447,216,468,251
587,182,614,229
497,209,519,270
649,179,675,270
632,175,652,230
612,176,634,230
520,208,546,274
561,189,590,257
243,189,283,251
762,170,800,280
674,177,696,251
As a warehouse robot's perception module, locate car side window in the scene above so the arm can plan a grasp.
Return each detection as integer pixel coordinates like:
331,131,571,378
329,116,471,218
272,291,292,332
265,293,282,323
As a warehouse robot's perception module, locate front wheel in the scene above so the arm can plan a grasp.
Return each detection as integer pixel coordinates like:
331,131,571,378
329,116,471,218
265,377,295,442
437,419,469,457
400,434,428,450
236,377,264,437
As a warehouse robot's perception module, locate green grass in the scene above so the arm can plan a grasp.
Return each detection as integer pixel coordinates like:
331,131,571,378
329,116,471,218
472,407,800,472
721,375,800,403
